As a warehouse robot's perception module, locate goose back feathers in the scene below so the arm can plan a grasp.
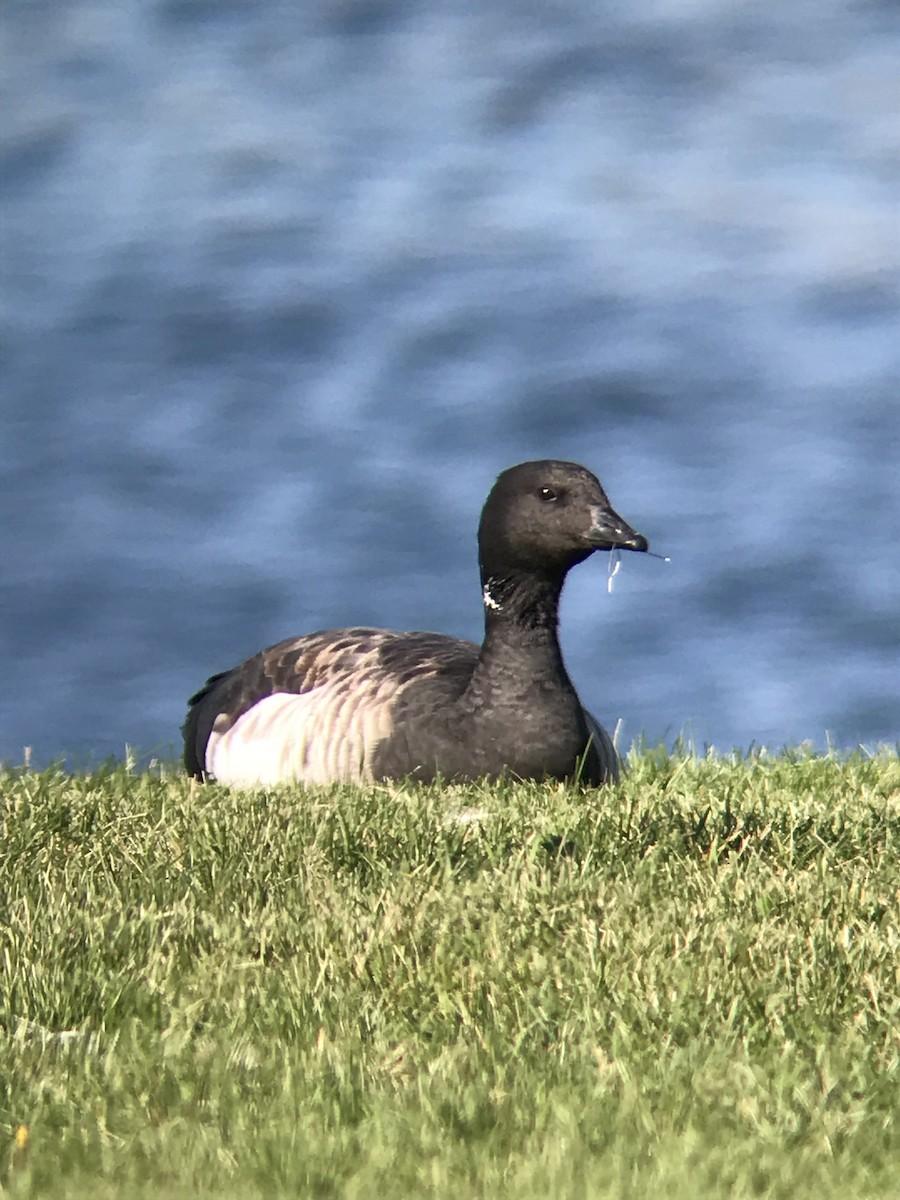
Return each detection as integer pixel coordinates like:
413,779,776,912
183,460,649,787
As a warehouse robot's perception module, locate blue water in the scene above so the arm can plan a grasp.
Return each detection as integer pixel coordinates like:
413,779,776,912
2,0,898,767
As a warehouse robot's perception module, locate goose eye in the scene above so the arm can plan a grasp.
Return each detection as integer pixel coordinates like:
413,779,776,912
538,487,558,503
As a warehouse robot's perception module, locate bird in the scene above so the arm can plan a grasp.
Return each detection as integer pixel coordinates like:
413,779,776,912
183,459,649,788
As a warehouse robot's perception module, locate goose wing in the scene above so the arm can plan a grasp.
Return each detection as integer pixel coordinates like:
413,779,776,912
183,627,479,786
582,710,621,785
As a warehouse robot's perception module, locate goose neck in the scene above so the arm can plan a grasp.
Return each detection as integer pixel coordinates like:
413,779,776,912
479,569,565,639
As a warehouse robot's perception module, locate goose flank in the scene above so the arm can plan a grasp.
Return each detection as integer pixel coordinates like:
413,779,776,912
183,460,649,787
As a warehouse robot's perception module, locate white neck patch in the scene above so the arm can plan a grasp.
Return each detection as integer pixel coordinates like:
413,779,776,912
482,583,502,611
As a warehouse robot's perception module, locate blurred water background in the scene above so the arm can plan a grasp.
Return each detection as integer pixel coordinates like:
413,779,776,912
2,0,898,768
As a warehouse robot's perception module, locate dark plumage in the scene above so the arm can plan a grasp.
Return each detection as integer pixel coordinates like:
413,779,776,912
183,460,649,787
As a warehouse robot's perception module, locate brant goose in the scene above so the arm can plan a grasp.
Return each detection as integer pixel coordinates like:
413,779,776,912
183,460,649,787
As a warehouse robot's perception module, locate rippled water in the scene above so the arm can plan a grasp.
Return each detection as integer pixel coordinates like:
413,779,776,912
2,0,898,766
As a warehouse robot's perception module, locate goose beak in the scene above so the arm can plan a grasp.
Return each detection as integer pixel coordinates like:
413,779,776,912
585,505,649,552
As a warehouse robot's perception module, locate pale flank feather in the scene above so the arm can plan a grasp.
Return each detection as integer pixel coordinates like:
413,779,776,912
200,630,449,786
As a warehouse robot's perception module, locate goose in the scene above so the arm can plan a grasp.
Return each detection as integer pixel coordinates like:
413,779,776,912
183,459,649,787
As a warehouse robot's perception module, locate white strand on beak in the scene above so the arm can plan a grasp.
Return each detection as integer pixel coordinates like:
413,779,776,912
607,548,622,594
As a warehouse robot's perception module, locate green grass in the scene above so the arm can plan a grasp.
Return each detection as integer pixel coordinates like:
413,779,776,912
2,747,899,1198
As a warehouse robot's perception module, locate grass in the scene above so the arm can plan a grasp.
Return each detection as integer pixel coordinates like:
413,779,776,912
1,746,899,1198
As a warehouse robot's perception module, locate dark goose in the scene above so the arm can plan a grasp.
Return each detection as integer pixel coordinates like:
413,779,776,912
183,460,649,787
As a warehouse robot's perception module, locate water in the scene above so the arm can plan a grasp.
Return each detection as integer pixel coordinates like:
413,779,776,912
2,0,898,767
